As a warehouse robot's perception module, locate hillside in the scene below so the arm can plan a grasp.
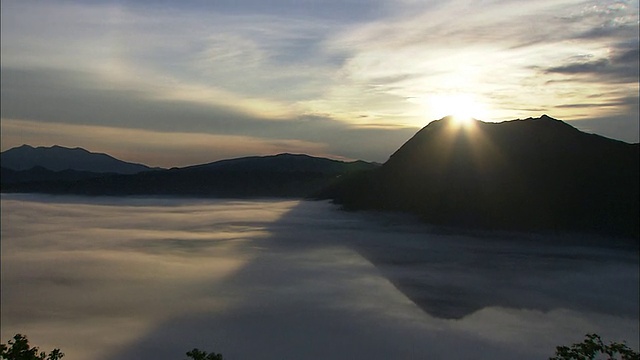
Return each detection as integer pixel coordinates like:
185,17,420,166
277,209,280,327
1,166,107,184
320,115,639,237
1,153,378,198
1,145,155,174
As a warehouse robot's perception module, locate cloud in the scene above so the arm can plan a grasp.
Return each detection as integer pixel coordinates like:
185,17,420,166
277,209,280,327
1,1,420,164
570,97,640,143
121,0,392,22
547,59,610,74
545,43,639,83
553,96,631,108
0,1,339,119
319,0,639,124
0,66,418,165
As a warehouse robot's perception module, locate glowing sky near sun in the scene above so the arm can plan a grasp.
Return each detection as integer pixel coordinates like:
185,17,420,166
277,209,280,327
1,0,638,166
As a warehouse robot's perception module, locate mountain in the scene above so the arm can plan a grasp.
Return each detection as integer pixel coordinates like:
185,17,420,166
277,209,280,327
1,166,107,184
179,153,375,173
1,145,156,174
319,115,639,237
1,153,379,198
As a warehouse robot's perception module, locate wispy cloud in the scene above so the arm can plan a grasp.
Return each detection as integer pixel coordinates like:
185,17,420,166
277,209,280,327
318,0,639,125
0,1,339,119
0,66,417,164
545,42,639,83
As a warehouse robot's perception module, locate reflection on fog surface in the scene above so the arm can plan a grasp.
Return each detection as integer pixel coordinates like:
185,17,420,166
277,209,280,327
1,194,638,360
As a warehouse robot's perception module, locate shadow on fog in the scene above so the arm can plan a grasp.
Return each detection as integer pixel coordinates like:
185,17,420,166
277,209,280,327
106,199,639,360
225,200,639,320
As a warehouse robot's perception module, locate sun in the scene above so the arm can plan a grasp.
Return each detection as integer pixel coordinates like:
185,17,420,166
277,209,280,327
426,93,488,124
451,114,474,127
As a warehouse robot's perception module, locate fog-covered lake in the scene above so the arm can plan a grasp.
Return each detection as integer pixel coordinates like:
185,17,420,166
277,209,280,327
1,194,638,359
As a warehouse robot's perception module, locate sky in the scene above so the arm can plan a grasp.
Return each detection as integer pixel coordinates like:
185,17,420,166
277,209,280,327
1,0,638,167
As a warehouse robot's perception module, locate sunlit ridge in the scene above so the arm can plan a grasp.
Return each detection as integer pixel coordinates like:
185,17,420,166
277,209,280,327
451,114,475,128
423,93,491,129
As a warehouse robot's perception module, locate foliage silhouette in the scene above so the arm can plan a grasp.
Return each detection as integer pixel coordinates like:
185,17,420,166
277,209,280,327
0,334,64,360
550,334,639,360
5,332,639,359
184,348,224,360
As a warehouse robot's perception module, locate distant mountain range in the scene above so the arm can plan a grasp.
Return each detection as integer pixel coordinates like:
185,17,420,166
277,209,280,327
318,115,639,237
2,115,638,237
1,148,378,198
1,145,156,174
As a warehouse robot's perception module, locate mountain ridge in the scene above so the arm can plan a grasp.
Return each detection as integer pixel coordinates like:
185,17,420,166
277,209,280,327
1,144,157,174
181,153,375,173
2,115,638,237
320,115,639,237
1,151,379,198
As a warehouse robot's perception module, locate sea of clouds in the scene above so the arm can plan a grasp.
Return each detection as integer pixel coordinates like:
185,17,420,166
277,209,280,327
1,194,638,359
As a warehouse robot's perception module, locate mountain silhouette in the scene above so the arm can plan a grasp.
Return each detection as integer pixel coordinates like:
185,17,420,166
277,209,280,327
1,166,108,184
319,115,639,237
1,144,156,174
1,153,378,198
181,153,375,173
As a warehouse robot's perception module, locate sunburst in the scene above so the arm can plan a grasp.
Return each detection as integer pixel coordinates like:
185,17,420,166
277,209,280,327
427,93,488,124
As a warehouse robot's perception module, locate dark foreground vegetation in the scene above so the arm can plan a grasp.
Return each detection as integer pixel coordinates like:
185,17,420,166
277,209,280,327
2,333,638,359
549,334,639,360
0,335,64,360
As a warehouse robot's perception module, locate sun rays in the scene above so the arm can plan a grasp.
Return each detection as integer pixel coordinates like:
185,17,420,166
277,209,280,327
451,114,476,129
426,93,490,123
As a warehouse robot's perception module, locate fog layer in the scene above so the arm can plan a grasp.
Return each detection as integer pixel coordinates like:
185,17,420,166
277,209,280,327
1,195,638,359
